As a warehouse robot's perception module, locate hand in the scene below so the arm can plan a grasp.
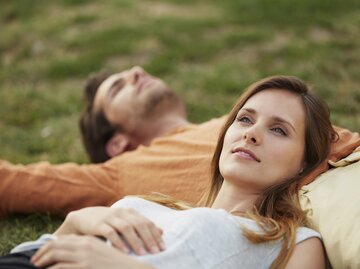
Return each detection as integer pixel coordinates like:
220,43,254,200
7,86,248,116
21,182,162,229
31,235,154,269
55,206,165,255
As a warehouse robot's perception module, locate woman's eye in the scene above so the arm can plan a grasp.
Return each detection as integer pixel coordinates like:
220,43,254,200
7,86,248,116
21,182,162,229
272,127,286,136
238,116,252,124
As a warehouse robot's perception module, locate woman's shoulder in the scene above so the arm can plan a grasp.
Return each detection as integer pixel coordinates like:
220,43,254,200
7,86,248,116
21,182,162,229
295,227,321,244
286,230,325,269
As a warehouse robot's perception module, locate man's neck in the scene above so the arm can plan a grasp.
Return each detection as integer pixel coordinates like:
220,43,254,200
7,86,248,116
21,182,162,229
141,115,190,146
156,116,190,136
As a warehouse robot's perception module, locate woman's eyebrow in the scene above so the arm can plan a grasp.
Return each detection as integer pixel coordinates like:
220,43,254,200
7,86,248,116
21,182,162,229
241,108,296,133
242,108,256,114
272,116,296,133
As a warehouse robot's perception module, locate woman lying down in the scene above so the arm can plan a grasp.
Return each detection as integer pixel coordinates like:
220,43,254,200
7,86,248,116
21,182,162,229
1,75,335,269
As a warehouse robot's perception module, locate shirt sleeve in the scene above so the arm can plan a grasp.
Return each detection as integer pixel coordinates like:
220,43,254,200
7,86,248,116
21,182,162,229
0,159,121,218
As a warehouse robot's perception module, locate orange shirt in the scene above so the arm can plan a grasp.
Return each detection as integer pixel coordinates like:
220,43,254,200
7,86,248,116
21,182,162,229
0,116,359,218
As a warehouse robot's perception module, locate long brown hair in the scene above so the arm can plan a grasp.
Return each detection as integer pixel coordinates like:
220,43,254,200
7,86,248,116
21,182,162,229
200,75,337,268
142,75,337,268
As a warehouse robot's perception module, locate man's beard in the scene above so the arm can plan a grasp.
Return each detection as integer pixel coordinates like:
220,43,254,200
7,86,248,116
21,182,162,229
140,89,181,118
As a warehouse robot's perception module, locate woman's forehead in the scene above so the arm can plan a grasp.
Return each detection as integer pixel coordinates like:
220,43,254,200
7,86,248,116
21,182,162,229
241,89,306,128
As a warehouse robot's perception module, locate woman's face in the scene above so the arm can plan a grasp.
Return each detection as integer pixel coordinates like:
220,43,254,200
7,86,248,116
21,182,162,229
219,89,306,191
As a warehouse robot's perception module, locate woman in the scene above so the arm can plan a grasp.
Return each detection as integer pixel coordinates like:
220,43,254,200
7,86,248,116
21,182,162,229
4,75,336,269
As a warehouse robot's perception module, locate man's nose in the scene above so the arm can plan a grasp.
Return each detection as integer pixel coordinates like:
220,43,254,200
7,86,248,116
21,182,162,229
131,66,144,73
130,66,145,83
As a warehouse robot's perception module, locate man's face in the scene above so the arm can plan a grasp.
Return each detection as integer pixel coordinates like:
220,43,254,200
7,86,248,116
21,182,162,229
93,66,183,143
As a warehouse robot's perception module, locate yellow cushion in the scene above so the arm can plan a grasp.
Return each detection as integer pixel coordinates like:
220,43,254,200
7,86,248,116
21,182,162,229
300,151,360,269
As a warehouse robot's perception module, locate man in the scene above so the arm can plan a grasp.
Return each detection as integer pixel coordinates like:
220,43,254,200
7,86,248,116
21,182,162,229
0,66,227,218
0,67,359,219
79,66,190,163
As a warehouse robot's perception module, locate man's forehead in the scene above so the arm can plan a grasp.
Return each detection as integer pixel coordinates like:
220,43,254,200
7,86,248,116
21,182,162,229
92,72,126,112
98,71,128,92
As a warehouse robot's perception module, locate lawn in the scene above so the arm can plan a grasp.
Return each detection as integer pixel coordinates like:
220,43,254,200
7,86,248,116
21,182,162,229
0,0,359,255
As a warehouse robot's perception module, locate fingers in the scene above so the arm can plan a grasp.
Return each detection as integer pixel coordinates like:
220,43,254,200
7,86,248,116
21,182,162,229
31,235,155,269
46,262,75,269
116,221,148,255
96,216,160,255
58,207,166,256
31,238,78,268
105,208,165,255
131,220,165,253
98,223,131,254
118,209,165,254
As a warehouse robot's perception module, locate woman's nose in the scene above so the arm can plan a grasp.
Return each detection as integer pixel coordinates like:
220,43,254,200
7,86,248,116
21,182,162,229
243,128,261,145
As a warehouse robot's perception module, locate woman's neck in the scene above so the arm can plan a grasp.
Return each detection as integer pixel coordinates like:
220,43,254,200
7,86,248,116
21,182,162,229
211,181,260,215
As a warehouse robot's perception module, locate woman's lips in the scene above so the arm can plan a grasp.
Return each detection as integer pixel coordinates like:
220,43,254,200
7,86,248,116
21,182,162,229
232,147,261,162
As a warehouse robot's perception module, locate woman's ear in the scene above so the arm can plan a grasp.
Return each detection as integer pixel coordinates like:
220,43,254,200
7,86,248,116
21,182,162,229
105,133,130,157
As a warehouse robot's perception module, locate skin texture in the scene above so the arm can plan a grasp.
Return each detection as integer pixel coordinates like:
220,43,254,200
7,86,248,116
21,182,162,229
94,66,188,155
94,66,173,128
220,89,305,191
213,89,306,214
31,88,325,269
31,235,154,269
212,89,324,269
53,206,165,255
284,237,325,269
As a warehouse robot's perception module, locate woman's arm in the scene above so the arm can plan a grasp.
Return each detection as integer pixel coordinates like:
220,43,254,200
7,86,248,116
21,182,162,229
285,237,325,269
31,234,155,269
54,206,165,255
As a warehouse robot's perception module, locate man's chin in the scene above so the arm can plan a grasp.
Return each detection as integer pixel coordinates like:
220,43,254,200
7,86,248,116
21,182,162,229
141,89,181,117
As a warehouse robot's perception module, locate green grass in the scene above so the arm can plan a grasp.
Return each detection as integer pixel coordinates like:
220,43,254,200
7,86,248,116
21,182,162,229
1,0,359,255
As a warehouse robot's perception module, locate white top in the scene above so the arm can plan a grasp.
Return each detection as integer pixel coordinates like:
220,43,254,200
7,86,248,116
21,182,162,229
12,197,321,269
111,197,321,269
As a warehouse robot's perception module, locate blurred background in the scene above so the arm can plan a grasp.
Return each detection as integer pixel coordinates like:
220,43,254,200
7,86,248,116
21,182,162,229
0,0,359,253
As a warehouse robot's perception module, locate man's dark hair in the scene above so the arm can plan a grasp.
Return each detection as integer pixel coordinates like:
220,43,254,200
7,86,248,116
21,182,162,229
79,72,116,163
